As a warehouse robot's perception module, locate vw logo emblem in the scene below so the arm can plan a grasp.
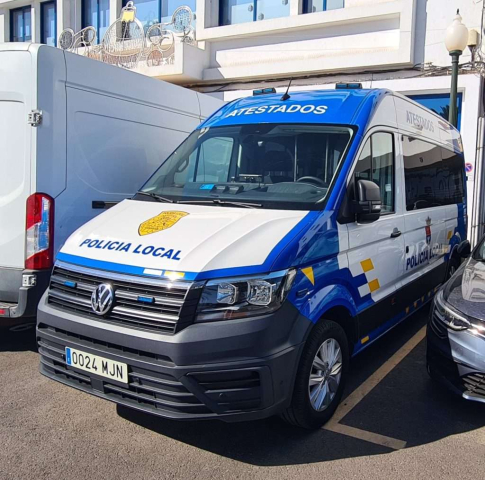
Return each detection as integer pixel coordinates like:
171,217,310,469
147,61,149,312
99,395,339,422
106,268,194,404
91,283,115,316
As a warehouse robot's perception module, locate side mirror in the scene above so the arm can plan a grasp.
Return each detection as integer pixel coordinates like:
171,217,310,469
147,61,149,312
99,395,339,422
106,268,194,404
353,179,381,223
457,240,471,258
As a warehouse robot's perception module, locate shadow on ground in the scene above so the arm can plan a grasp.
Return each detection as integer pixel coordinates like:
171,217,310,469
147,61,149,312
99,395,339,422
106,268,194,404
0,323,37,353
117,309,485,466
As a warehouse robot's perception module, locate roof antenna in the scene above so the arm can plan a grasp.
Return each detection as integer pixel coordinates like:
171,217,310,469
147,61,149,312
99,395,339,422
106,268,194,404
281,78,292,101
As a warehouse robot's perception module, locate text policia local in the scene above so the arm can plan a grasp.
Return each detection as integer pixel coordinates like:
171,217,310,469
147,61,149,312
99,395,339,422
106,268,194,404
79,239,182,261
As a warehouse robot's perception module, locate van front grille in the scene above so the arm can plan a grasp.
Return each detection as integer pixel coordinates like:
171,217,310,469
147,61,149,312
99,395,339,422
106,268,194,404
47,263,202,334
37,325,212,417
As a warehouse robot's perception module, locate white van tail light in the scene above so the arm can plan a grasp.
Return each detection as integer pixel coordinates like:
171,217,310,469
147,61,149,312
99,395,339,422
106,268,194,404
25,193,54,270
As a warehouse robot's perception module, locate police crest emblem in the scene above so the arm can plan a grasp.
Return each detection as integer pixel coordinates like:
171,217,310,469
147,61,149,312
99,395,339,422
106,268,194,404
425,216,432,245
138,211,188,236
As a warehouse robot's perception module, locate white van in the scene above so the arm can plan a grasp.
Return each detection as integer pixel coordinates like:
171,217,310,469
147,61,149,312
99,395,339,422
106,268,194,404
0,43,222,325
37,85,467,428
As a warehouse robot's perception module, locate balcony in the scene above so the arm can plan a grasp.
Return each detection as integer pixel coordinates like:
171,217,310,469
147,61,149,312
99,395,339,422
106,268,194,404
52,0,416,85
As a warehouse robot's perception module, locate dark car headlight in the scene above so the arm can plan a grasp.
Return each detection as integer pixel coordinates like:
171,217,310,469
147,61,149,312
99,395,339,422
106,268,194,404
434,290,471,331
195,269,296,322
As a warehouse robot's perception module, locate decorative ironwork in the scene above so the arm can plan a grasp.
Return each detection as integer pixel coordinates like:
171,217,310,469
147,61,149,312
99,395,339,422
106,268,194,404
58,1,196,70
172,6,196,44
59,27,97,54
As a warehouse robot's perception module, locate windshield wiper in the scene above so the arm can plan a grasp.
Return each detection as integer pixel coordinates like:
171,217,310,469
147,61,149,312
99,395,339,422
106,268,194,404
136,191,176,203
178,199,262,209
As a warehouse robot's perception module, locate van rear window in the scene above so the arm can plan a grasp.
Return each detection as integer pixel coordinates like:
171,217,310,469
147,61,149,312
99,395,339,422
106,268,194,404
402,136,465,211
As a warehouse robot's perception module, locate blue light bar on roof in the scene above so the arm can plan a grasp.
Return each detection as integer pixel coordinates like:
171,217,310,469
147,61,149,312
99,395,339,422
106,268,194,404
335,83,363,89
253,88,277,96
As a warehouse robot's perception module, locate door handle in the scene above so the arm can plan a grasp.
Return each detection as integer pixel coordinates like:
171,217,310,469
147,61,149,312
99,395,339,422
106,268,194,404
390,229,402,238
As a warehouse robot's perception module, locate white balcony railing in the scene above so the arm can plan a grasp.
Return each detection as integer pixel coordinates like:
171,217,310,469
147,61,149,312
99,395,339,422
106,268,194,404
58,1,196,70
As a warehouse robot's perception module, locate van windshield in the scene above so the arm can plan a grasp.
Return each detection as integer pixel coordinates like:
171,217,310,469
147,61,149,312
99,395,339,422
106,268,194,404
137,124,354,210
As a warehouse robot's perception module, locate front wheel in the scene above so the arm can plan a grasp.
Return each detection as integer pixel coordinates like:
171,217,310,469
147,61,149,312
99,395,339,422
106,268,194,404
281,320,349,429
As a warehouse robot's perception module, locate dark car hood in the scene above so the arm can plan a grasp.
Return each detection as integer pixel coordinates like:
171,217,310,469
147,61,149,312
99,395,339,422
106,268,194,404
444,258,485,321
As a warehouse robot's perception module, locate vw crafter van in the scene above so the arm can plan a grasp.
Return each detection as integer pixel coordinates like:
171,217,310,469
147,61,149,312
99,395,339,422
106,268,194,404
37,86,467,428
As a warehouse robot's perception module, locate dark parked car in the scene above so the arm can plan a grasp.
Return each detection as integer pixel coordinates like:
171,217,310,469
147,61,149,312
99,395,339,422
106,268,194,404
427,238,485,403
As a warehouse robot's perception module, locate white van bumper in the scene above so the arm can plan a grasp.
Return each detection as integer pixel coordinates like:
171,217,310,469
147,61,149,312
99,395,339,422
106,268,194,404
0,267,50,325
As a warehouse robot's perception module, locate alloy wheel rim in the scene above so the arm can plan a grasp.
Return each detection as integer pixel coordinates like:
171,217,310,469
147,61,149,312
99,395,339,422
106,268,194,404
308,338,343,412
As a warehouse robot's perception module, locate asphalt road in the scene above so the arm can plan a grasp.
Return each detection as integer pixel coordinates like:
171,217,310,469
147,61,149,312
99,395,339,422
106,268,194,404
1,309,485,480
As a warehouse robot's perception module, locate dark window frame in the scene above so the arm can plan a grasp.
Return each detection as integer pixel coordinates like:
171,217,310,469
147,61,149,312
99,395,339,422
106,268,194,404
303,0,344,15
354,131,396,216
10,6,32,42
82,0,110,44
41,1,57,47
219,0,291,26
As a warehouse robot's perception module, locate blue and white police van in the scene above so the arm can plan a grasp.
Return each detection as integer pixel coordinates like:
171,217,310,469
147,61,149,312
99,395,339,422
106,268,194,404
37,85,467,428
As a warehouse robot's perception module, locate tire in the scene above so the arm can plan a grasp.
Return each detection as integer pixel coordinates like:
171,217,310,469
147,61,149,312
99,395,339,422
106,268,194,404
281,319,349,429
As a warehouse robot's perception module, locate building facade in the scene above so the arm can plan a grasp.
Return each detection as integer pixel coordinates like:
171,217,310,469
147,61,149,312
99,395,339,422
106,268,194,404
1,0,485,241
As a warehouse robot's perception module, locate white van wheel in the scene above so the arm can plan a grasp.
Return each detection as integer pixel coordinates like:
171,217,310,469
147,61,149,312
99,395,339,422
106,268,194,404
308,338,343,412
281,319,349,429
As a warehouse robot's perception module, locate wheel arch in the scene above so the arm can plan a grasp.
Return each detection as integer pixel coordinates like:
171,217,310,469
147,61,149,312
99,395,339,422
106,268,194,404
317,305,358,354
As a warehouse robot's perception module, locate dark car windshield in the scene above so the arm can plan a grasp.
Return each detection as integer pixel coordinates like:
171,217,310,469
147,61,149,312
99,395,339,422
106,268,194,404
136,124,354,210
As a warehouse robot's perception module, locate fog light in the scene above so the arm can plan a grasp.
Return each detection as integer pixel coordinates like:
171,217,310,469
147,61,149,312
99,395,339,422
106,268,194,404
22,274,37,287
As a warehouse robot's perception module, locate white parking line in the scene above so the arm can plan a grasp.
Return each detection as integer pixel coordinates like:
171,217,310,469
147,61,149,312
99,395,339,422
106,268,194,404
323,325,427,450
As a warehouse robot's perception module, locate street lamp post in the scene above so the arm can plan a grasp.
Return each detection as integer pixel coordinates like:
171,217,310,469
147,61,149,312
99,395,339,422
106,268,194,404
445,10,469,128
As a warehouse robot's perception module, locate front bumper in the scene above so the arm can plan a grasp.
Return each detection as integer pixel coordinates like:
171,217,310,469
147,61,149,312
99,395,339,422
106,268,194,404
0,268,50,325
37,292,309,422
427,308,485,403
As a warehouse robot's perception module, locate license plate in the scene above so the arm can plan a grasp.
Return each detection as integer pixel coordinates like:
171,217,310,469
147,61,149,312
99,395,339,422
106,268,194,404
65,347,128,384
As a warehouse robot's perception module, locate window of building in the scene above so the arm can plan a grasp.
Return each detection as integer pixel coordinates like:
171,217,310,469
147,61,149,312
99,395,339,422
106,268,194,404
220,0,289,26
83,0,110,43
303,0,344,14
122,0,196,31
10,6,32,42
41,1,57,47
402,136,465,211
355,132,395,213
407,93,463,131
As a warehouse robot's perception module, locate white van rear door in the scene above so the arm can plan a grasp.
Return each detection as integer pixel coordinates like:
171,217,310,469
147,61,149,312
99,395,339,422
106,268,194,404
0,50,33,269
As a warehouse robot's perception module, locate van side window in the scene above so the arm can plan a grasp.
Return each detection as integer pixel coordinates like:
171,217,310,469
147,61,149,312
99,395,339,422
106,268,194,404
402,136,464,210
440,147,465,205
355,133,395,213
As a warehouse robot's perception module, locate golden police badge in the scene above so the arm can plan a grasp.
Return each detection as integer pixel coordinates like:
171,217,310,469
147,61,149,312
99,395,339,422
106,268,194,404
138,211,189,236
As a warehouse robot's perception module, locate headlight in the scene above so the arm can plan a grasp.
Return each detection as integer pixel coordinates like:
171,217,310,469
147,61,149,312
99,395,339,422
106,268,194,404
195,269,296,322
434,290,471,331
